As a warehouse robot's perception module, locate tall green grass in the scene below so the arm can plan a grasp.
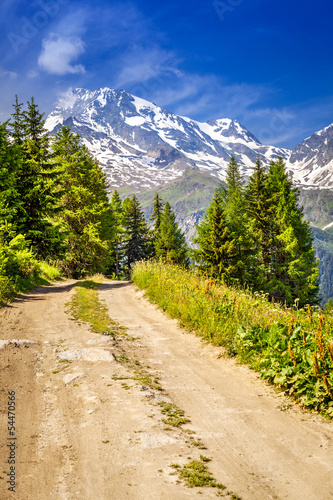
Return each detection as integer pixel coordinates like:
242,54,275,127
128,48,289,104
132,260,333,417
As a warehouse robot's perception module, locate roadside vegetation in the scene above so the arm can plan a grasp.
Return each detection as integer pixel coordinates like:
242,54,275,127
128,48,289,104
132,260,333,418
0,237,61,304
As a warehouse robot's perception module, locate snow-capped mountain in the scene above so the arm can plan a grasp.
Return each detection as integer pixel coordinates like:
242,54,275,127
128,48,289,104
45,87,333,190
287,124,333,187
45,88,291,189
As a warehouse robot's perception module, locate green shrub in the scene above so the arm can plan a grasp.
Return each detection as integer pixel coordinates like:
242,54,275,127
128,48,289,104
0,235,62,304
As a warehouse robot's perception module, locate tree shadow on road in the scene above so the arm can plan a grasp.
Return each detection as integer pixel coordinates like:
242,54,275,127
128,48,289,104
98,281,131,291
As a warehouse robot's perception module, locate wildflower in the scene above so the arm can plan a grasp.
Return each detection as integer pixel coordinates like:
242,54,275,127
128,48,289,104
313,352,320,378
288,316,295,335
322,375,333,399
308,305,312,325
326,342,333,364
288,342,296,366
315,315,326,362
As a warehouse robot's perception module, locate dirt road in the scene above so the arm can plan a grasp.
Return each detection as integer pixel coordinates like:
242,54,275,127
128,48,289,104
0,281,333,500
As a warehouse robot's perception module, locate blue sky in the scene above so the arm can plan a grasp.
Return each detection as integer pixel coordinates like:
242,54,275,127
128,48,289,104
0,0,332,148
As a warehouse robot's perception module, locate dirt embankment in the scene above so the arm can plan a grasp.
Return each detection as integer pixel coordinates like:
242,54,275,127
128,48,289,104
0,281,333,499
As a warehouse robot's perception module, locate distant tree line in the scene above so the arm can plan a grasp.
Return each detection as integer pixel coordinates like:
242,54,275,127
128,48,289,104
109,191,188,277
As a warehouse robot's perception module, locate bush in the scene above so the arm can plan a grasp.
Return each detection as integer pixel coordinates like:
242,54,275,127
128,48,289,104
0,235,61,303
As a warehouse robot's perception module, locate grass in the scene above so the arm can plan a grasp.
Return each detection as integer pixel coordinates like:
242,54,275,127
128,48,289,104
158,401,191,427
68,277,125,336
132,260,333,417
170,457,226,491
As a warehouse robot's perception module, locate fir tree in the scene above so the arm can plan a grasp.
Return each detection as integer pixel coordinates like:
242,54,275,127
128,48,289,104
52,126,114,277
155,201,188,265
149,192,164,245
0,123,22,241
109,190,125,278
245,157,272,289
10,95,25,145
265,157,319,305
225,155,242,193
193,189,235,281
122,194,151,272
224,155,254,285
11,97,62,257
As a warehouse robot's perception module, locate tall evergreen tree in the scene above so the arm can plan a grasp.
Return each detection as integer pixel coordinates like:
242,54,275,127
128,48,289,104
224,155,255,285
150,192,164,241
265,157,319,305
109,190,125,278
10,97,62,257
193,189,236,281
245,157,272,288
10,95,25,145
52,126,114,277
155,201,188,265
122,194,151,272
0,123,22,241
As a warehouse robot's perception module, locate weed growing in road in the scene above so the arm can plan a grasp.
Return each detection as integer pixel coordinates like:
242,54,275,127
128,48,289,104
170,456,241,498
158,401,191,427
134,371,163,391
170,457,225,490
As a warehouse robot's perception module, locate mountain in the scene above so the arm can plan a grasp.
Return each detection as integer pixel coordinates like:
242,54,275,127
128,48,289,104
45,88,290,190
288,124,333,187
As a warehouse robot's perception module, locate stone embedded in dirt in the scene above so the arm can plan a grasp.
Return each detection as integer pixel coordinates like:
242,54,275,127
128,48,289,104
57,348,115,362
63,373,84,385
0,339,38,349
86,338,109,344
140,433,179,449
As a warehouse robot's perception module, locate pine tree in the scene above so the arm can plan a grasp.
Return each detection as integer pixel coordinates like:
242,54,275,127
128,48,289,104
109,190,125,278
193,189,235,281
0,123,22,241
52,126,114,277
225,155,242,193
224,155,254,285
10,95,25,145
245,157,272,289
11,97,62,257
122,194,151,272
149,192,164,251
265,157,319,305
155,201,188,265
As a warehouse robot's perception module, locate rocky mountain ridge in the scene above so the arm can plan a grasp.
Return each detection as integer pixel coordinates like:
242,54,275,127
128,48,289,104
45,87,290,189
45,87,333,190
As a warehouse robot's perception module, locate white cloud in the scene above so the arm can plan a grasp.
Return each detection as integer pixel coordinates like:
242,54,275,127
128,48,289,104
0,67,17,79
114,47,178,89
38,33,85,75
57,87,78,110
27,69,39,78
